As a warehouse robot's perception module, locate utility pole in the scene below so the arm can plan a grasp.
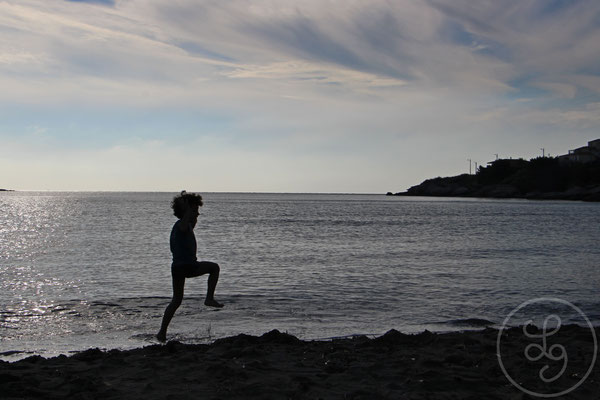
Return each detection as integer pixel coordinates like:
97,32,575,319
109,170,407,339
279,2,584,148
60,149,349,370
474,162,478,174
467,158,472,175
541,148,545,158
494,153,499,160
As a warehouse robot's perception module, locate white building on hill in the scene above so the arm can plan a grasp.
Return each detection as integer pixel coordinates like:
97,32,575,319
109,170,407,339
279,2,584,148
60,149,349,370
558,139,600,163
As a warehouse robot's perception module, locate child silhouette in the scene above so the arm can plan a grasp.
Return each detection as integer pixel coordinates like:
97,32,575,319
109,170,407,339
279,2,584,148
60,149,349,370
157,191,223,342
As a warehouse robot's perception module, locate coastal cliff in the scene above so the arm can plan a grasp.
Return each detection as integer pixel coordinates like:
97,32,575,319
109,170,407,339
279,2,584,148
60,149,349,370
389,157,600,201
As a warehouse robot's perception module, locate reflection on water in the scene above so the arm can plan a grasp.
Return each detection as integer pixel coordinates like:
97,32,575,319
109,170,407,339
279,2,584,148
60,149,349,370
1,192,599,359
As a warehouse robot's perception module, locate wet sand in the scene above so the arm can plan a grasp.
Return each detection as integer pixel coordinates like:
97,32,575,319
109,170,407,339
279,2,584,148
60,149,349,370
1,326,597,399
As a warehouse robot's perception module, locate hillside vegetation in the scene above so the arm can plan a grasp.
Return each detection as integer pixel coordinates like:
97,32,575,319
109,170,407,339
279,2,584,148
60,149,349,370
389,157,600,201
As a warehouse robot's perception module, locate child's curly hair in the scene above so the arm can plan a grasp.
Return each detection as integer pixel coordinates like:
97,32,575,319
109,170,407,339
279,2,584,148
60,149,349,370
171,190,203,219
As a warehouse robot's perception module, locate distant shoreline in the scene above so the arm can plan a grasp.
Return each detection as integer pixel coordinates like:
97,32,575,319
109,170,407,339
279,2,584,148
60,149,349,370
388,157,600,202
387,185,600,202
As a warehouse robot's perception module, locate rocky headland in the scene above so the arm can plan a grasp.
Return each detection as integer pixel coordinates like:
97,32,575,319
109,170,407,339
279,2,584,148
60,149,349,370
389,157,600,202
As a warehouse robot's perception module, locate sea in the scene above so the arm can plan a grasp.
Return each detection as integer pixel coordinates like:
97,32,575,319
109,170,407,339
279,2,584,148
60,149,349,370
1,192,599,360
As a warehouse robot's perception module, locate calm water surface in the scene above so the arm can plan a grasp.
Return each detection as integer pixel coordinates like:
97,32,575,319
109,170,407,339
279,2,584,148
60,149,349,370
1,192,599,359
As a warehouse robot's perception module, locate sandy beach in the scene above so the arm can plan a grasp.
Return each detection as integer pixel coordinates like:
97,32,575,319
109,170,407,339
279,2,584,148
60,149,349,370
1,326,597,399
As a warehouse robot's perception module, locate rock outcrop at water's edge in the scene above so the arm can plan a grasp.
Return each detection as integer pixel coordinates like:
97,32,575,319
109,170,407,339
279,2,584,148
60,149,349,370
388,157,600,202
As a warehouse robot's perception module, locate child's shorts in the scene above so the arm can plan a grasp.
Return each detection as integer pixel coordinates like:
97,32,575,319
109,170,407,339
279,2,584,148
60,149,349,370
171,261,217,278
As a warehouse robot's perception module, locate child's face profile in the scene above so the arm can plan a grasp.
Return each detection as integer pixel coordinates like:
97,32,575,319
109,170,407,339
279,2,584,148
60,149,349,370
186,204,200,226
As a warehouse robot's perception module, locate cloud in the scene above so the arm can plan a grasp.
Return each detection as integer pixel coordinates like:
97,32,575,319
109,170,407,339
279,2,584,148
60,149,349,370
530,81,577,99
2,2,509,98
65,0,115,6
146,0,515,92
4,0,586,108
427,0,600,96
242,14,376,76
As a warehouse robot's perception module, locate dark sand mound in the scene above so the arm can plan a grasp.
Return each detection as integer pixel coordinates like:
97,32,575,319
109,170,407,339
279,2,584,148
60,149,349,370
1,327,597,399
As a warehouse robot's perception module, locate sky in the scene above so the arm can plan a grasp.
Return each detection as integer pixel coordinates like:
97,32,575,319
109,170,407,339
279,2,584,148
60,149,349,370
1,0,600,192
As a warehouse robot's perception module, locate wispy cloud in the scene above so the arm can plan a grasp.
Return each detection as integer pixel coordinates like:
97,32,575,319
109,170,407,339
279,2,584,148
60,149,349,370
65,0,115,6
428,0,600,97
0,1,517,102
7,0,598,104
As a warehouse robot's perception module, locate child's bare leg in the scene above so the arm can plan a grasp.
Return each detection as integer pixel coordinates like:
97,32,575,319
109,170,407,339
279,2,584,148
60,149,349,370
157,277,185,341
203,262,223,308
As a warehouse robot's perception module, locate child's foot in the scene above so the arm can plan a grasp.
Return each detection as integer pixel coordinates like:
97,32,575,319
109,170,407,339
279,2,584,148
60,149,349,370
204,299,224,308
156,332,167,342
